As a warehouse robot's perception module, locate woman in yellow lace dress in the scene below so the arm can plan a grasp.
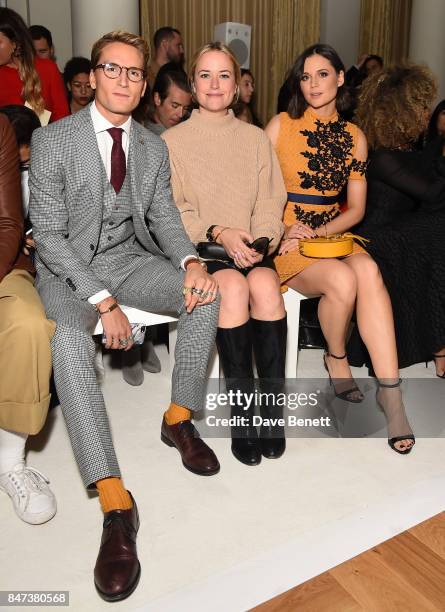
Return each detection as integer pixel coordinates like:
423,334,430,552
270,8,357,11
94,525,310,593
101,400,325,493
266,44,414,454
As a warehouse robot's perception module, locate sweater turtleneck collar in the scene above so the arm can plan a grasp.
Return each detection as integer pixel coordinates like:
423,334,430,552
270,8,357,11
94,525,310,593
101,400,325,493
187,108,239,133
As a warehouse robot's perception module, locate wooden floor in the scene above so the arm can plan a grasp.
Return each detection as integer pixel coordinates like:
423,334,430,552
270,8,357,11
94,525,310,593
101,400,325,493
253,512,445,611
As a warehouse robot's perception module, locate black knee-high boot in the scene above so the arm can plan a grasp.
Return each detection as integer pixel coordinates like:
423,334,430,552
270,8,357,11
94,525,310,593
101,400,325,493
251,316,287,459
216,322,261,466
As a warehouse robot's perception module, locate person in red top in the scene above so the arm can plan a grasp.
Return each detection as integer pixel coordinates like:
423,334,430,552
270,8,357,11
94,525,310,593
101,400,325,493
0,8,68,123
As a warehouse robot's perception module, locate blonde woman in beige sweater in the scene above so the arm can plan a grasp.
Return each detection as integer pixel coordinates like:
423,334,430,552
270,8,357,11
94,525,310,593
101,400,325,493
163,43,287,466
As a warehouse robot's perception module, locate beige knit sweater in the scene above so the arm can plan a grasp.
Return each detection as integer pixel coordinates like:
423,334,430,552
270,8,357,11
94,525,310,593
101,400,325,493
162,109,286,252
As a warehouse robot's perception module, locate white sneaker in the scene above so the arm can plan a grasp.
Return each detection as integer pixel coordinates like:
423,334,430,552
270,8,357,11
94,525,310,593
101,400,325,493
0,463,57,524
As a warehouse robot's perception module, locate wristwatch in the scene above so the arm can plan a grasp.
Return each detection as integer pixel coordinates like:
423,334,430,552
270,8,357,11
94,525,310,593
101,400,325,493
206,225,217,242
185,257,208,272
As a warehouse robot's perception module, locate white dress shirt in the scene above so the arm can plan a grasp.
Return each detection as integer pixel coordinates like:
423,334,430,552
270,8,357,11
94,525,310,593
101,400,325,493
90,101,131,181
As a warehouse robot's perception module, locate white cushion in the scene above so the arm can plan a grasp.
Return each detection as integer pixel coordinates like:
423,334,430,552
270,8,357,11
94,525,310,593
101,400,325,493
93,305,178,335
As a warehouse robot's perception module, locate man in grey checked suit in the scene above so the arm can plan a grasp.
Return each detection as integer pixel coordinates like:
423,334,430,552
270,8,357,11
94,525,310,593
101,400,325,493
29,31,220,602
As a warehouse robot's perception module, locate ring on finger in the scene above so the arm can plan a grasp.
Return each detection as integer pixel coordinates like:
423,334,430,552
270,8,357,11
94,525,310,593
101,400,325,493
192,287,204,296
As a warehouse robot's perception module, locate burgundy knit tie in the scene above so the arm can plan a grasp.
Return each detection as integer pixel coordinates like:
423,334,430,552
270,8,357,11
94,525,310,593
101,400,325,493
107,127,126,193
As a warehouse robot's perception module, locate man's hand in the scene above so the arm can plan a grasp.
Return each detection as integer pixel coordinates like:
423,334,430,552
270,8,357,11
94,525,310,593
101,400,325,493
183,263,218,313
97,297,134,350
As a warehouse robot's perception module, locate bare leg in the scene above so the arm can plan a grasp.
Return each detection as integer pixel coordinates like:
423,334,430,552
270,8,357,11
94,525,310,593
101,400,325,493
344,254,414,451
433,348,445,377
344,254,398,377
212,269,250,326
287,259,358,383
248,267,285,320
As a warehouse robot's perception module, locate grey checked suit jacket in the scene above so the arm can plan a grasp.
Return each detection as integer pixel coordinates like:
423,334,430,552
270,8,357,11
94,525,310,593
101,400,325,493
29,105,197,301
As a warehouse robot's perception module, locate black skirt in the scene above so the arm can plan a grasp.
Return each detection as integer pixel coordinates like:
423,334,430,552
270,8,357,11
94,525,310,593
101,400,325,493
205,255,276,277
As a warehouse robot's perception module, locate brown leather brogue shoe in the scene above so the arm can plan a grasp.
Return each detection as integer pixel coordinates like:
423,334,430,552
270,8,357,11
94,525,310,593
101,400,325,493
94,492,141,602
161,418,220,476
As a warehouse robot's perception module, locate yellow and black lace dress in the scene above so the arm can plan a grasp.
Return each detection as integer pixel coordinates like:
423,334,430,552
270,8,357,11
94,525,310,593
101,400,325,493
274,108,367,284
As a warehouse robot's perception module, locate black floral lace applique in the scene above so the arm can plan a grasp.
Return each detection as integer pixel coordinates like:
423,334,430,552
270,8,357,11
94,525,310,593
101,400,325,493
298,118,364,193
349,158,367,176
294,204,340,229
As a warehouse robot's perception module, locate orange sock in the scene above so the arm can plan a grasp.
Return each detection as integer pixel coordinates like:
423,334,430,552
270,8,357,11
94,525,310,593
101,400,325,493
96,477,133,513
164,402,191,425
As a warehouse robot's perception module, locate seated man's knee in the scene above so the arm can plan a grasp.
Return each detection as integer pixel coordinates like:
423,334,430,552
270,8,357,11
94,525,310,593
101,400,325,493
204,291,221,318
52,324,93,358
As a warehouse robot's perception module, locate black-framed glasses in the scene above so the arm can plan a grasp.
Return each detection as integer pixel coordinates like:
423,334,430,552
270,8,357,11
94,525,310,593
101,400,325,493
94,63,146,83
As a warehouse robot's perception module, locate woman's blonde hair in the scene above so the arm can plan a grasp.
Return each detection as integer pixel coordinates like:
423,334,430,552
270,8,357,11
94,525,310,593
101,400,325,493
0,8,45,115
356,63,437,150
188,42,241,105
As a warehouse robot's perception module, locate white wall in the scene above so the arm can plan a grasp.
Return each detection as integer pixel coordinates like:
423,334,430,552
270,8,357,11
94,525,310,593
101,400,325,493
320,0,360,70
409,0,445,102
7,0,73,71
71,0,139,59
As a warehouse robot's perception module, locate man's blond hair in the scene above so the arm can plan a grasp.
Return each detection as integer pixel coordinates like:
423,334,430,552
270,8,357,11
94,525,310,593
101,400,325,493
91,30,150,73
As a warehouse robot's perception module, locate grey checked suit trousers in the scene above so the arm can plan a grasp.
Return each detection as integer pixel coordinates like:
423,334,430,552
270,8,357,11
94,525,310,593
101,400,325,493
29,106,219,487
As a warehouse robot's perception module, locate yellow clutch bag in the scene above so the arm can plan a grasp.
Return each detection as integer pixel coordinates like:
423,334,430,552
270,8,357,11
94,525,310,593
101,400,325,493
299,233,369,258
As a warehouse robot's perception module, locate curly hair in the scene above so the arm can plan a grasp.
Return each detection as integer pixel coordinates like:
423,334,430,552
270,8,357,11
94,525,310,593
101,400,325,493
355,64,437,150
63,56,91,85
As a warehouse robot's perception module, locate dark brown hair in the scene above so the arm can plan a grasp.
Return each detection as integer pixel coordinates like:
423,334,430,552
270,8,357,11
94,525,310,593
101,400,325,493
153,27,181,51
287,43,350,119
144,63,191,123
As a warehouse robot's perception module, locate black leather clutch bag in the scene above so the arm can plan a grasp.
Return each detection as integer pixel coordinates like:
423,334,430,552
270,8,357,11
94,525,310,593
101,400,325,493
196,237,271,261
196,242,231,261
